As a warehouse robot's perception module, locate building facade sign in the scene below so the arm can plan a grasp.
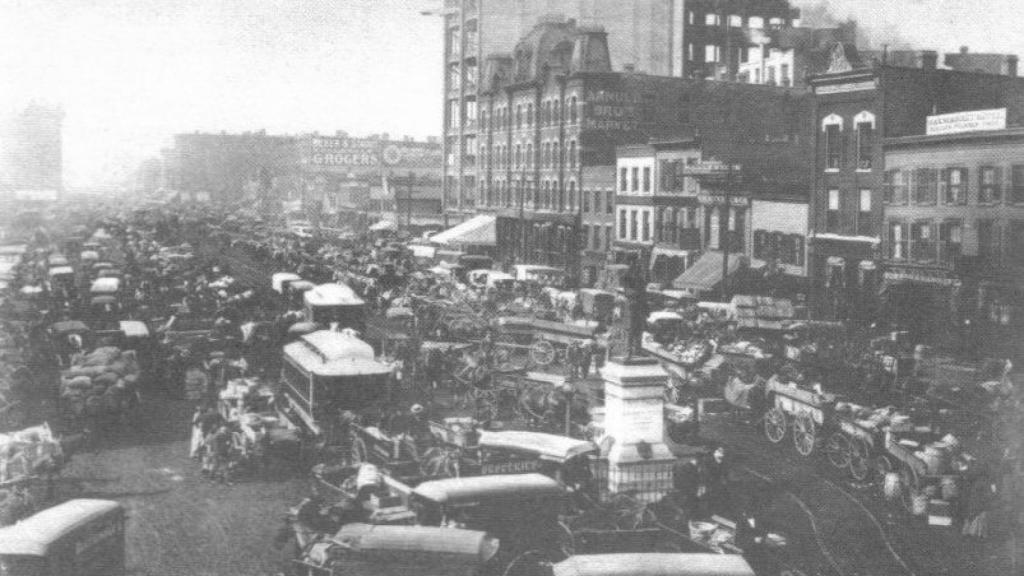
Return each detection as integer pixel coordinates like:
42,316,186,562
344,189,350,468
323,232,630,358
925,108,1007,136
814,80,877,95
884,266,961,287
303,137,442,174
306,137,379,167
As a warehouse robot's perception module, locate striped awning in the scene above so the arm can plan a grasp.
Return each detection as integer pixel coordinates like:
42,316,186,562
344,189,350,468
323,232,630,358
672,251,742,292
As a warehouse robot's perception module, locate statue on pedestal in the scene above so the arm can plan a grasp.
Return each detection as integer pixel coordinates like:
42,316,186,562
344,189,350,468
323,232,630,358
624,253,648,361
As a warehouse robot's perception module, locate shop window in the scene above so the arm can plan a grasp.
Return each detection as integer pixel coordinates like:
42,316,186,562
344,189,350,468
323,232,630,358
826,189,840,232
1012,165,1024,203
913,168,938,204
979,166,1002,204
857,189,873,236
943,168,967,205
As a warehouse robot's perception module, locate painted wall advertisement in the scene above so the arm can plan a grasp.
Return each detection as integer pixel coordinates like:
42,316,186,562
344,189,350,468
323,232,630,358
303,136,442,173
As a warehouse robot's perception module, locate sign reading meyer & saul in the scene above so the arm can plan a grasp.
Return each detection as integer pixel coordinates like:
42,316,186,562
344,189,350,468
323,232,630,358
926,108,1006,136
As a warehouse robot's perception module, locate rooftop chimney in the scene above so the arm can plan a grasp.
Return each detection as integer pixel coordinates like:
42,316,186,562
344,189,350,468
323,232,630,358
921,51,937,70
572,26,611,73
960,46,969,54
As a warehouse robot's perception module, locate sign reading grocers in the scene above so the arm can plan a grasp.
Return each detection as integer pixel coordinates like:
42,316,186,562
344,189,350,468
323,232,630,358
926,108,1007,136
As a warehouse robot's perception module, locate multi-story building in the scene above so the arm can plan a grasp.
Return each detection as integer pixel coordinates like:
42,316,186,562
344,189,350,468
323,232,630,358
162,130,299,202
613,139,810,297
475,18,809,286
944,46,1018,77
806,48,1024,326
882,121,1024,356
0,103,64,201
440,0,802,221
738,27,857,88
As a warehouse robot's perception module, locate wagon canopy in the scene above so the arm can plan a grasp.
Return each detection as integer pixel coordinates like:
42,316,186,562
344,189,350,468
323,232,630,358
90,277,121,294
284,330,391,377
412,473,564,505
304,283,364,307
119,320,150,339
552,553,755,576
332,523,499,563
272,272,302,294
47,265,74,278
478,430,597,463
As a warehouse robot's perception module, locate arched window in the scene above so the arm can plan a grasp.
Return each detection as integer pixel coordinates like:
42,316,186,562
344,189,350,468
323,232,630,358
569,96,578,124
516,105,523,129
553,99,561,124
822,114,844,171
526,143,533,169
568,140,577,169
568,180,577,211
514,145,521,169
854,111,876,170
527,103,534,127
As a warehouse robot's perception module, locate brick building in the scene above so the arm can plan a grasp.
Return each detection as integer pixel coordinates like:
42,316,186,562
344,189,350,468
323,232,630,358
806,48,1024,327
882,123,1024,356
439,0,802,221
475,18,809,286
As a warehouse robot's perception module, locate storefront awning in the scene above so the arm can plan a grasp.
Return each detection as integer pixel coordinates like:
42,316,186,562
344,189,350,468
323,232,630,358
672,251,742,292
430,215,496,246
369,220,396,231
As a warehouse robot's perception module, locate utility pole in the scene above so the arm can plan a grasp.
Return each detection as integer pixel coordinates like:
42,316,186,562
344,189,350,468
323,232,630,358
721,163,734,301
406,171,414,231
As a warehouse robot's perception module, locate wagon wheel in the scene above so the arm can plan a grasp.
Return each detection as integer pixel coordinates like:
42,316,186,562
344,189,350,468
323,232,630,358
792,413,816,457
763,406,787,443
530,339,556,366
824,431,851,469
848,437,872,482
419,446,459,478
899,464,921,513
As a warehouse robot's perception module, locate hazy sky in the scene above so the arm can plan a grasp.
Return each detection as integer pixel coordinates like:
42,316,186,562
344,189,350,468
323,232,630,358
2,0,1023,188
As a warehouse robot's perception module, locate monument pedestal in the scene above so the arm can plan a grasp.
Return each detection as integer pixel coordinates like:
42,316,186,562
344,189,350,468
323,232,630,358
599,356,675,503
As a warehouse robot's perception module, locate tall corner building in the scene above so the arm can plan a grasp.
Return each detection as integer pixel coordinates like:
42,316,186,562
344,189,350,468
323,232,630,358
440,0,801,221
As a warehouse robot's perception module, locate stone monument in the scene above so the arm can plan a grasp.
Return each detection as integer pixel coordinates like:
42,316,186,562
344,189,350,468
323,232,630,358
599,355,676,503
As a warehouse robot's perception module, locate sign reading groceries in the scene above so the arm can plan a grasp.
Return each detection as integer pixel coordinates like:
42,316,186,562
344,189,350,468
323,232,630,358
926,108,1006,136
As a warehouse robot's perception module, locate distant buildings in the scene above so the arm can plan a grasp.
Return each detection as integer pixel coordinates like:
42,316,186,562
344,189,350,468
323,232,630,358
0,103,64,201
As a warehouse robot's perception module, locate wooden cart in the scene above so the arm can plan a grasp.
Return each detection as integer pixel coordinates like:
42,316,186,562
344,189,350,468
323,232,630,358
762,380,837,457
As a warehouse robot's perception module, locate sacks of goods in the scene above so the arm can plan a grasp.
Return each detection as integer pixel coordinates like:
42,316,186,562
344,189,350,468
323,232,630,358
0,423,63,482
59,347,140,417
